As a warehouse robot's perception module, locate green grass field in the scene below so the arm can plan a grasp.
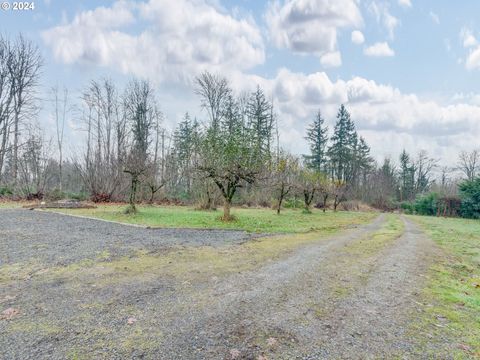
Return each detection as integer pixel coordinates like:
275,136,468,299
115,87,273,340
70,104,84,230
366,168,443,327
410,215,480,357
49,205,377,233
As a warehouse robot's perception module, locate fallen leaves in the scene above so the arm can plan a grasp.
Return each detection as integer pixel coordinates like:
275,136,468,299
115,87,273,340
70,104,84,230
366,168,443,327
127,317,137,325
229,348,241,359
1,307,20,320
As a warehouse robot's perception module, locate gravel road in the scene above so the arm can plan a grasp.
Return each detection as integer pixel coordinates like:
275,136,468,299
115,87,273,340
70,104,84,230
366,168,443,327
0,209,258,265
0,210,439,359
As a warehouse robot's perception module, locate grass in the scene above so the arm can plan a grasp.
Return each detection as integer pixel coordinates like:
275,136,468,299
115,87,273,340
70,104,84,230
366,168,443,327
409,215,480,358
49,204,376,233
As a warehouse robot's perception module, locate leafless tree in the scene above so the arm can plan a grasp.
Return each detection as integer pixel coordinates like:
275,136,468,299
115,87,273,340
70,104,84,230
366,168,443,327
195,71,230,134
52,86,68,190
458,149,479,181
9,35,42,185
0,36,14,180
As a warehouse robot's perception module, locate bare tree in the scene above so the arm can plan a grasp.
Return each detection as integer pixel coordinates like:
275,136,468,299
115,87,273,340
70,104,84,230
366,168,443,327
195,71,230,135
0,36,14,180
458,149,480,181
273,152,298,214
9,35,42,185
52,86,68,190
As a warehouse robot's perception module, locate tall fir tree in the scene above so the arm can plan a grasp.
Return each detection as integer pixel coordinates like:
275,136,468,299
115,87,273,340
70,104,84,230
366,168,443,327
304,110,329,173
327,104,358,182
246,86,274,160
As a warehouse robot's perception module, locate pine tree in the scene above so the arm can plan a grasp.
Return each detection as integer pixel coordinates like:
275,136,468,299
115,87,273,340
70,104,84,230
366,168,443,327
327,104,357,182
246,86,273,160
303,110,328,173
399,149,415,201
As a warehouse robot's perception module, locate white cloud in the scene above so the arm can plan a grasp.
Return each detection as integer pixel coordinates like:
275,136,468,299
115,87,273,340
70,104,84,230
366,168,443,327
351,30,365,45
42,0,265,83
398,0,411,8
320,51,342,68
265,69,480,163
465,48,480,70
460,27,477,48
368,1,399,39
429,11,440,25
364,42,395,57
265,0,362,59
460,28,480,70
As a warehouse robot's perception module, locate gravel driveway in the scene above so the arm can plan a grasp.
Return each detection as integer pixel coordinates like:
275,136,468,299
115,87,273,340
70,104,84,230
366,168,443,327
0,210,439,359
0,209,258,266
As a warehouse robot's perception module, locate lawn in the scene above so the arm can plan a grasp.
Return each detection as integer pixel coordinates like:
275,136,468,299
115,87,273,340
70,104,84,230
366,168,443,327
49,204,377,233
410,215,480,358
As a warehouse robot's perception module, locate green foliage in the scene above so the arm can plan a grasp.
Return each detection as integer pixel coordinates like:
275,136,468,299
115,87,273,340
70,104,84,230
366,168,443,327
283,198,304,209
304,110,328,172
459,177,480,219
0,186,13,196
399,201,414,214
413,192,439,216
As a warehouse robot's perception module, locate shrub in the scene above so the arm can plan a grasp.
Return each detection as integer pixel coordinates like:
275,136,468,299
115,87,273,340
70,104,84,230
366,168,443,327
0,186,13,197
413,192,438,216
400,201,414,214
459,178,480,219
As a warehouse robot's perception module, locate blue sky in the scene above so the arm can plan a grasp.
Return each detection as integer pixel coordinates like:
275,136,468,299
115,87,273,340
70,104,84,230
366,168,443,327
1,0,480,164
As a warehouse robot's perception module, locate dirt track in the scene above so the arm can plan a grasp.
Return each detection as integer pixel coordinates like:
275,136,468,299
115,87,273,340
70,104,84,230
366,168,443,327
0,210,439,359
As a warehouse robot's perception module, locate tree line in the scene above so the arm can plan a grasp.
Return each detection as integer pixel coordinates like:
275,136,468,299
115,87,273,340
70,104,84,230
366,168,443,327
1,34,479,219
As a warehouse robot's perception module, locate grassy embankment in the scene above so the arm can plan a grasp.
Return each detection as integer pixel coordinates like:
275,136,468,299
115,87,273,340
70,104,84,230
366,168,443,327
410,215,480,358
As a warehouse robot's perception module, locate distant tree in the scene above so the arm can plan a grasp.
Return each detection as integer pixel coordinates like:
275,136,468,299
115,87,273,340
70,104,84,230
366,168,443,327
195,71,230,139
123,79,157,213
51,86,68,191
398,149,415,201
296,168,327,213
273,152,298,214
246,86,274,160
328,105,358,183
459,177,480,219
9,35,42,185
304,110,328,173
414,150,437,194
458,150,479,181
198,83,261,221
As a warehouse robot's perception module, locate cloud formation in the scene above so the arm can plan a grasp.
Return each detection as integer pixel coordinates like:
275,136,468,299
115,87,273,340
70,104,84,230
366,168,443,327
364,42,395,57
351,30,365,45
460,28,480,70
266,0,362,60
43,0,265,83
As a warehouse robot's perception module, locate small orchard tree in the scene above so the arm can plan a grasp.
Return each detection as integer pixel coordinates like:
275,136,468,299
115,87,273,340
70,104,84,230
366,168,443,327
297,168,327,213
331,179,347,211
198,92,260,221
273,152,298,214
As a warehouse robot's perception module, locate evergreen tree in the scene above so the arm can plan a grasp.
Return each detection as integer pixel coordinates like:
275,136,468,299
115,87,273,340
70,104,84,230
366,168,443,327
399,149,415,201
327,104,357,182
303,110,328,173
246,86,273,160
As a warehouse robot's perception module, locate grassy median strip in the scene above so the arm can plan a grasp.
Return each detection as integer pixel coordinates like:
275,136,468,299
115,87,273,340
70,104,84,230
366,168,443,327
49,205,376,233
409,216,480,358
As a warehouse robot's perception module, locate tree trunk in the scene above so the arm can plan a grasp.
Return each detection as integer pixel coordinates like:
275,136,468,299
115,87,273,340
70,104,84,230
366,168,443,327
322,193,328,213
334,195,339,212
222,198,232,221
277,184,285,215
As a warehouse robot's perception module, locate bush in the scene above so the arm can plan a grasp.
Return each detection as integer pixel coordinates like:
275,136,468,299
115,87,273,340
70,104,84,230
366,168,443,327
46,188,66,201
283,198,303,209
0,186,13,197
459,178,480,219
400,201,414,214
413,192,438,216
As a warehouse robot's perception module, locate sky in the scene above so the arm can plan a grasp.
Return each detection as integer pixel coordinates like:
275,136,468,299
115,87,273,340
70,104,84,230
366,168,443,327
1,0,480,165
